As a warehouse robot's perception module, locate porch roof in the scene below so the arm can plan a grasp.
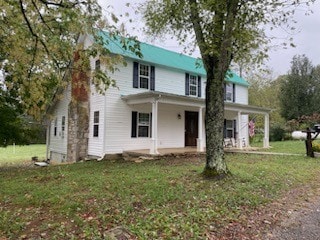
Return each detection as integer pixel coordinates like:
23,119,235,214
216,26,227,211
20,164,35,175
121,91,271,114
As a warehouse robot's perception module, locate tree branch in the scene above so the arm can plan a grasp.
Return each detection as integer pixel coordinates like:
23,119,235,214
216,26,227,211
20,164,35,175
38,0,87,9
19,0,61,71
188,0,213,69
27,38,38,79
31,0,54,35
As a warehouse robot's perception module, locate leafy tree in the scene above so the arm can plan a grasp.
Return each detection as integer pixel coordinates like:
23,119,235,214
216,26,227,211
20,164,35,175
280,55,319,120
0,80,45,146
0,1,139,118
248,72,285,128
141,0,309,178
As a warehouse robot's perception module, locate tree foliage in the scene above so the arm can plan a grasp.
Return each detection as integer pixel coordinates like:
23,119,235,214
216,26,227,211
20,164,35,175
141,0,311,177
0,82,45,146
280,55,320,120
248,72,285,127
0,1,140,118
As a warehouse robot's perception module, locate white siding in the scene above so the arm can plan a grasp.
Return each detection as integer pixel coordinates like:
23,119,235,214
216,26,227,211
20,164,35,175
235,85,248,104
49,85,71,158
158,104,185,148
116,60,207,98
104,87,152,153
86,58,250,155
88,87,105,156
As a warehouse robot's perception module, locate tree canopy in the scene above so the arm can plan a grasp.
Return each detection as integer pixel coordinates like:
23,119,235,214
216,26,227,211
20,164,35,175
141,0,314,178
0,1,141,119
280,55,320,120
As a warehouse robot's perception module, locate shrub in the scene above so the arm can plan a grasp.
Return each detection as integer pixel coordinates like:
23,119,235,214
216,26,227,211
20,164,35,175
312,142,320,152
270,124,286,141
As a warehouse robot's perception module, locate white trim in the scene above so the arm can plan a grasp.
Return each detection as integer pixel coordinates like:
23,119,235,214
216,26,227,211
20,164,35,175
197,107,204,152
150,100,159,154
264,114,270,148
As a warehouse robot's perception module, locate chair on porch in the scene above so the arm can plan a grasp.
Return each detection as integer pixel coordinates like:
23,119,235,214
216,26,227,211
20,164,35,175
224,138,237,148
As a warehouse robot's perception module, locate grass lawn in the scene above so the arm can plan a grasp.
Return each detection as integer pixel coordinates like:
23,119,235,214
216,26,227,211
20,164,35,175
1,153,320,239
0,144,46,166
251,140,306,154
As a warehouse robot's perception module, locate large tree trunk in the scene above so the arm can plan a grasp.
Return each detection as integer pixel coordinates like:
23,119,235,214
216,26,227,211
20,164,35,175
203,64,229,178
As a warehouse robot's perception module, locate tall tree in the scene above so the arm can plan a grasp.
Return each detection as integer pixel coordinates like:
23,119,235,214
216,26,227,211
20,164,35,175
280,55,318,120
0,1,139,118
142,0,312,178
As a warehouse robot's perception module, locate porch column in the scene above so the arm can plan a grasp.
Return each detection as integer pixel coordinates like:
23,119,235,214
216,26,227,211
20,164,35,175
197,107,204,152
150,99,159,154
237,111,243,149
263,113,270,148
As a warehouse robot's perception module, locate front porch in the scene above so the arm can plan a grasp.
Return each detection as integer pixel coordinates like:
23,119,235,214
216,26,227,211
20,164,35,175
122,91,271,155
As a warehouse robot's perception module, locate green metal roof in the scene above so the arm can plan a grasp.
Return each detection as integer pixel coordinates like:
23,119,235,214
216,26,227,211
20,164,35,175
99,32,249,87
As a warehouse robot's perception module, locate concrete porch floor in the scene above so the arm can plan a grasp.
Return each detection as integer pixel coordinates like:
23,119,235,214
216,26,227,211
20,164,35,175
122,146,261,158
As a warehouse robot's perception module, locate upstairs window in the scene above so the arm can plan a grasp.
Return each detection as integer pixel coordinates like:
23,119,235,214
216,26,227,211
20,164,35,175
224,83,235,102
133,62,155,90
189,75,198,96
93,111,99,137
185,73,201,97
139,64,149,89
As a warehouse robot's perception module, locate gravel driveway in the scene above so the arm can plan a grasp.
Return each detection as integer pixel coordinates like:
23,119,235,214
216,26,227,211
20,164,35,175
268,195,320,240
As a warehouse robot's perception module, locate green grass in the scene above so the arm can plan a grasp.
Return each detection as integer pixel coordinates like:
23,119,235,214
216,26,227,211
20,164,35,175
0,144,46,166
1,154,320,239
251,140,306,154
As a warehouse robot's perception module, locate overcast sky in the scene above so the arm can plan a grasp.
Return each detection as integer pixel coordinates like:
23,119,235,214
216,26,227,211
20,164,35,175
100,1,320,77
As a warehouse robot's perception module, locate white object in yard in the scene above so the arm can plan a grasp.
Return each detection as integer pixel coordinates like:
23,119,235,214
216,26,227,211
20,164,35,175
34,162,49,167
291,131,320,140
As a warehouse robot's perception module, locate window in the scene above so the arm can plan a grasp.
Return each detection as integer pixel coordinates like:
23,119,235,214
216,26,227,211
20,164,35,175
93,111,99,137
133,62,155,90
189,75,198,96
224,120,236,138
95,59,100,71
225,83,234,102
139,64,150,89
138,113,150,137
61,116,65,138
54,118,57,136
185,73,201,97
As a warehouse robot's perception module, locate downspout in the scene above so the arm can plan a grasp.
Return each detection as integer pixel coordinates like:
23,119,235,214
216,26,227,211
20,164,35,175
45,120,51,160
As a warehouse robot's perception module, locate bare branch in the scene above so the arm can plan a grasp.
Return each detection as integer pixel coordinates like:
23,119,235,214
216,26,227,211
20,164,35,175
19,0,61,70
31,0,54,35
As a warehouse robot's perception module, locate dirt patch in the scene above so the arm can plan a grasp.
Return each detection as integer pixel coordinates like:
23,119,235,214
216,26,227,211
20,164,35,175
208,179,320,239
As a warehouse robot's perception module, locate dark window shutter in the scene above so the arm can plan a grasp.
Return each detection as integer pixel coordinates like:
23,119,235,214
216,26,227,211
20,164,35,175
223,119,226,138
233,119,237,139
185,73,190,95
198,76,201,97
131,111,137,137
232,84,236,102
224,83,226,101
150,66,155,91
133,62,139,88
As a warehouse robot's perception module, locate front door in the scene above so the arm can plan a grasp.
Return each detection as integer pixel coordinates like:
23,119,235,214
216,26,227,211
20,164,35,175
185,111,198,146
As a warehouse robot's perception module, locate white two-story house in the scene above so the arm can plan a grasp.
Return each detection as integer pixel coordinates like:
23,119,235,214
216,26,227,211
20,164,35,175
46,33,271,163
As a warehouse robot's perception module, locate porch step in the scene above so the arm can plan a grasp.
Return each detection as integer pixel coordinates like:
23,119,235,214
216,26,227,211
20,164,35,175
122,150,205,162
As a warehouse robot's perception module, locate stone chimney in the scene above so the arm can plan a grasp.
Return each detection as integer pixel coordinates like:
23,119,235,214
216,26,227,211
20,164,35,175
67,50,90,162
